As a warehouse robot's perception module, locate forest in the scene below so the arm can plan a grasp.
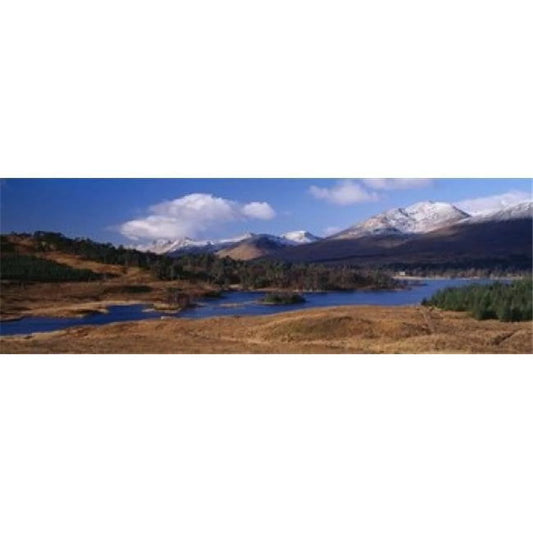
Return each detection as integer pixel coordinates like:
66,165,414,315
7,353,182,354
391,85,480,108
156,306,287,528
1,232,398,291
380,258,532,278
422,279,532,322
0,254,103,282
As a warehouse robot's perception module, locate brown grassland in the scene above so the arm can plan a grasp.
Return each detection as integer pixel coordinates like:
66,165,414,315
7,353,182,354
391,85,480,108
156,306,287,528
1,305,532,354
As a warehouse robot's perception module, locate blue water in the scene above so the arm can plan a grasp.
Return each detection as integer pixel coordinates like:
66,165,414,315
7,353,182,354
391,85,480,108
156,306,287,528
0,279,502,337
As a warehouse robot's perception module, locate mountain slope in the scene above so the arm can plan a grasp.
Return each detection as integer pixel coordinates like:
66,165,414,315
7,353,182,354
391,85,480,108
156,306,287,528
461,200,532,224
269,204,532,271
333,201,470,239
217,234,293,260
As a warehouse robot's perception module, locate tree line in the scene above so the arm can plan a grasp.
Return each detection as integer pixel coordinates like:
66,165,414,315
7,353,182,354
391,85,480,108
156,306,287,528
383,258,531,278
422,279,532,322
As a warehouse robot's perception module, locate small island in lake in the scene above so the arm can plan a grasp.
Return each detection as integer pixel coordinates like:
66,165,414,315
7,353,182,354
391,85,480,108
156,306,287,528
261,293,306,305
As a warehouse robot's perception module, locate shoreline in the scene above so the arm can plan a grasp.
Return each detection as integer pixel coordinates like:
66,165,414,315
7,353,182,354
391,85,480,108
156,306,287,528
0,277,521,326
0,299,145,322
0,277,507,323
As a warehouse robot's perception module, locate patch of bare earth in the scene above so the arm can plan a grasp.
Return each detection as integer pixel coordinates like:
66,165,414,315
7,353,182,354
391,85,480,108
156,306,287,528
1,306,531,354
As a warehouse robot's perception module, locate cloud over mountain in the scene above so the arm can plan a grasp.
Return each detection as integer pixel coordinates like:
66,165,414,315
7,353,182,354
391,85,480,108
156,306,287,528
309,178,433,205
309,181,380,205
120,193,276,241
361,178,433,190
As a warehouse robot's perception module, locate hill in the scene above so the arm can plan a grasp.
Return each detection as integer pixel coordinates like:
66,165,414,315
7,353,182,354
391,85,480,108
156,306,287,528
217,234,292,260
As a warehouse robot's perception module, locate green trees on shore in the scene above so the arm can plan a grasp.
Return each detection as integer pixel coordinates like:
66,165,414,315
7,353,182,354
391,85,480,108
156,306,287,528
167,254,397,291
422,279,532,322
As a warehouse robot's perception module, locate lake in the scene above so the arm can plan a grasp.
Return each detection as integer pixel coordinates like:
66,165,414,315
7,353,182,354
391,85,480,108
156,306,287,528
0,279,503,337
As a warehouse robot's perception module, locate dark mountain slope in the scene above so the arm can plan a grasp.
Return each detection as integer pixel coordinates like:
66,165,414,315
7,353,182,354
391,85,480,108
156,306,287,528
268,218,532,271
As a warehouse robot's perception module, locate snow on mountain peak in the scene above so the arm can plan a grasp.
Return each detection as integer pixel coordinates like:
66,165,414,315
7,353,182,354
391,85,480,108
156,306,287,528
137,230,320,254
333,201,470,239
462,200,533,224
402,201,470,229
281,230,321,244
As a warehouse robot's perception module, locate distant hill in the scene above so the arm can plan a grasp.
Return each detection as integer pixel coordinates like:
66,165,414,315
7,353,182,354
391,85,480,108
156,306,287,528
137,230,322,259
217,234,292,260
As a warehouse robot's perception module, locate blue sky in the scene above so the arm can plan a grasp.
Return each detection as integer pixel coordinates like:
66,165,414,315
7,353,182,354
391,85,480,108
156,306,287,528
1,178,531,244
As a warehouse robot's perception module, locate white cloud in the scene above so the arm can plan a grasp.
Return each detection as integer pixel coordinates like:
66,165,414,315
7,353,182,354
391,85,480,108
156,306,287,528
361,178,434,190
309,180,380,205
455,190,532,216
120,193,276,241
241,201,276,220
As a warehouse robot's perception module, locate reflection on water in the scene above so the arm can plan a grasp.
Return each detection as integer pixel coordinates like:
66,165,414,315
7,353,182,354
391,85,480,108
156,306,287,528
0,279,503,336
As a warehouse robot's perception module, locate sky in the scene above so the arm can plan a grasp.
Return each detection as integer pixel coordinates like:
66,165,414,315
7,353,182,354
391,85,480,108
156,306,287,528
1,178,531,245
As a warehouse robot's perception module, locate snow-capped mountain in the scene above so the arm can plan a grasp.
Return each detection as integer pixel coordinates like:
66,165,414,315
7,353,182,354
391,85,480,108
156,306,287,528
281,230,321,244
462,201,532,224
137,233,255,255
332,201,471,239
137,231,321,255
272,199,532,267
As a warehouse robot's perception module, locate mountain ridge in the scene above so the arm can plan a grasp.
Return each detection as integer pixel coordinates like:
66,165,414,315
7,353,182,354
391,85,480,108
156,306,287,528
137,230,322,257
267,201,533,270
331,201,471,239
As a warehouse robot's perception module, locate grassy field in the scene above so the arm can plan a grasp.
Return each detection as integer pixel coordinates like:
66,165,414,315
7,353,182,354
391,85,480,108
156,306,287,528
2,305,531,354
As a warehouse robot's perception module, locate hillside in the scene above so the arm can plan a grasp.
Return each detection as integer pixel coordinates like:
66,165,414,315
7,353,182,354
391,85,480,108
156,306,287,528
217,234,291,260
0,233,215,321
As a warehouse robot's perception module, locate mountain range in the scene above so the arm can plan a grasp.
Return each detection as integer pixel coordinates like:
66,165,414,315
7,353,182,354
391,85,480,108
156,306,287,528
272,200,533,269
136,230,322,259
137,200,532,268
